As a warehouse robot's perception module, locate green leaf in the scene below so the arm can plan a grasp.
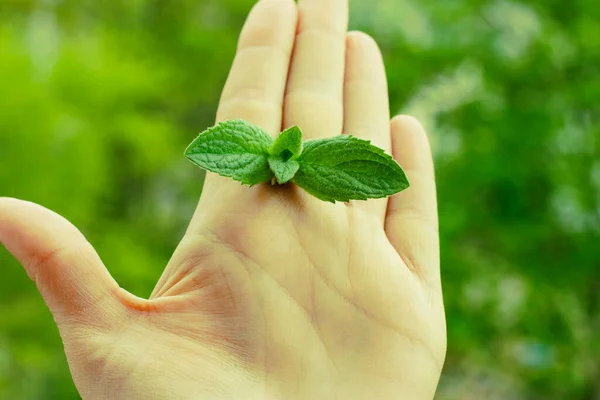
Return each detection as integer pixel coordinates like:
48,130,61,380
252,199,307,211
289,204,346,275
293,135,410,203
269,126,303,160
184,119,274,186
268,157,300,184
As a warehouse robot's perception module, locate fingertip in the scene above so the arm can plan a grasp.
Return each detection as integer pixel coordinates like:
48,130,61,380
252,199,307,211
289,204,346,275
391,115,426,135
0,198,54,241
259,0,298,16
347,30,376,47
391,115,432,151
346,31,384,64
239,0,298,49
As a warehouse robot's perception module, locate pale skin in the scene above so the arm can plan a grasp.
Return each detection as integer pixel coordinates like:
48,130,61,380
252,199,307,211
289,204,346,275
0,0,445,399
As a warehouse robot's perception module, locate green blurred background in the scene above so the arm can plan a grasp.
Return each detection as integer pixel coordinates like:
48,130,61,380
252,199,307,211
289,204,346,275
0,0,598,398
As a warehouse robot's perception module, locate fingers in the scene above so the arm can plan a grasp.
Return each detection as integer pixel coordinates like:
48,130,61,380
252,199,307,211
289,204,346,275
384,117,441,290
343,31,391,221
216,0,298,136
283,0,348,139
0,198,121,324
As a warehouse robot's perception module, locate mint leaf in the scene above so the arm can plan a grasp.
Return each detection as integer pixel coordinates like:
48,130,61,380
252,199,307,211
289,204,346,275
268,157,300,184
293,135,410,203
269,126,303,160
185,119,274,186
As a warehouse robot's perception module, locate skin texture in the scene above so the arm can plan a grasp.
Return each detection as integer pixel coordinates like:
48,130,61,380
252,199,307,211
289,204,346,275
0,0,445,399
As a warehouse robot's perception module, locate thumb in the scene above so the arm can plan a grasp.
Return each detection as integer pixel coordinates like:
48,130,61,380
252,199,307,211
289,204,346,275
0,197,121,324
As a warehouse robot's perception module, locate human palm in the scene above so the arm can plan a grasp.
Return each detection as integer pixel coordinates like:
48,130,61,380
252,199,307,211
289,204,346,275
0,0,445,399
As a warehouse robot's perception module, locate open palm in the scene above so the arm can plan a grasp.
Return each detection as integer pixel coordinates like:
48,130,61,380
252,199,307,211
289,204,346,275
0,0,445,399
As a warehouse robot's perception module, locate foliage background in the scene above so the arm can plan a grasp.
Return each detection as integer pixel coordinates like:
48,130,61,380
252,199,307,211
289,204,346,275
0,0,598,398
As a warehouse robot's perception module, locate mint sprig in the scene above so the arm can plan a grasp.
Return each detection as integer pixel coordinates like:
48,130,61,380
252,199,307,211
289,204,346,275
185,119,409,203
267,126,302,184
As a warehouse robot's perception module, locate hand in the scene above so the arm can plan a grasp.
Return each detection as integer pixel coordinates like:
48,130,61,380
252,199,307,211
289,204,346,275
0,0,445,399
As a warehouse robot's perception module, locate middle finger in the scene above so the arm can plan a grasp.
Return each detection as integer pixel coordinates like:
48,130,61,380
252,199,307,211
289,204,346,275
283,0,349,140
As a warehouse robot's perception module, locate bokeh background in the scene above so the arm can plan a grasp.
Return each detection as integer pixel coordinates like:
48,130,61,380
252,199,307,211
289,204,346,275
1,0,599,398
